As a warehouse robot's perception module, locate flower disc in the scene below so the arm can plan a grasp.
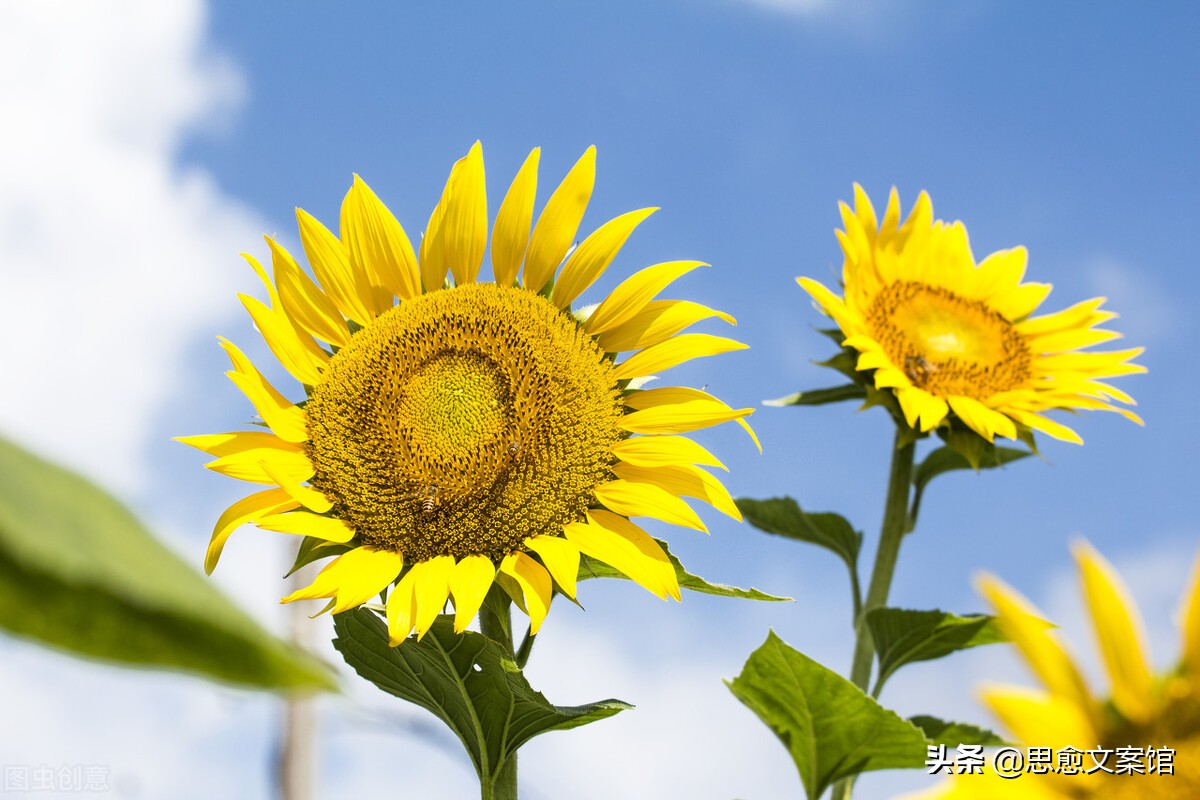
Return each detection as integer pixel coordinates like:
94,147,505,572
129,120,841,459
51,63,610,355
305,282,623,563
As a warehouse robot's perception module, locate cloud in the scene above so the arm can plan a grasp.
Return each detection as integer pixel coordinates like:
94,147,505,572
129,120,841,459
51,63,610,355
1086,256,1182,345
0,0,264,496
734,0,835,15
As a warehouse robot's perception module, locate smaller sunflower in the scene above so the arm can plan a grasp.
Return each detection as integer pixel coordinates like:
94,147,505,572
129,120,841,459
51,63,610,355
908,542,1200,799
799,186,1144,444
179,143,756,645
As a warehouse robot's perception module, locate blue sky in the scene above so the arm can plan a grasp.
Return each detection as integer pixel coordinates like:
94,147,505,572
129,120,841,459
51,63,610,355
2,1,1198,798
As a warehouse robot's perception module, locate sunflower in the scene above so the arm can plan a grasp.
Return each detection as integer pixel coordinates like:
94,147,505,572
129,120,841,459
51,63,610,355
179,143,756,644
799,186,1144,444
908,542,1200,799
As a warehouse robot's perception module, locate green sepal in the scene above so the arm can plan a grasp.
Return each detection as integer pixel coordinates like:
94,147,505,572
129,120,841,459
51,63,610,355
764,384,867,408
736,496,860,583
727,632,930,800
866,608,1006,693
909,715,1009,747
0,434,336,691
577,537,790,602
286,534,355,578
332,608,630,786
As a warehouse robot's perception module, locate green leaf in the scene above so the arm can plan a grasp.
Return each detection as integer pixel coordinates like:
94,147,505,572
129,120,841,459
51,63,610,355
736,497,861,576
764,384,867,407
727,632,930,800
910,443,1032,528
914,445,1033,492
0,434,336,691
332,608,630,785
909,715,1008,747
286,534,354,578
813,349,860,382
577,537,790,602
866,608,1007,692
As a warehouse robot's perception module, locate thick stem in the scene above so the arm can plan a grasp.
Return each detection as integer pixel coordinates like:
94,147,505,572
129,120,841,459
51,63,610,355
832,428,916,800
478,591,518,800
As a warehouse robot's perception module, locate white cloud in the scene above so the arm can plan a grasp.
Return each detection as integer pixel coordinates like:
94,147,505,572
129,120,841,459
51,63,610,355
735,0,834,15
0,0,263,496
1086,256,1181,345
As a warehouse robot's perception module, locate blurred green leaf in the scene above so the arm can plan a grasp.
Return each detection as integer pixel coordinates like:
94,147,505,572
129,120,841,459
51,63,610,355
866,608,1006,692
0,434,336,691
765,384,867,408
333,608,630,786
727,632,929,799
909,715,1008,747
577,537,790,602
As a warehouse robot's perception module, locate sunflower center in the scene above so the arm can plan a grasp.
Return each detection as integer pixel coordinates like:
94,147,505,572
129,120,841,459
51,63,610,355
1088,681,1200,799
304,282,623,563
866,280,1032,398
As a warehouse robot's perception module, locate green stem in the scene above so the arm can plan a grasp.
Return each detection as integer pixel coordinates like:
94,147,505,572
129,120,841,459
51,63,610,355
832,427,916,800
478,591,519,800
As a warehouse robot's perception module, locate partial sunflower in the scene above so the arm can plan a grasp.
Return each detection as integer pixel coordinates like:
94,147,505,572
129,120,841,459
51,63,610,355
799,186,1144,444
907,542,1200,800
178,142,756,644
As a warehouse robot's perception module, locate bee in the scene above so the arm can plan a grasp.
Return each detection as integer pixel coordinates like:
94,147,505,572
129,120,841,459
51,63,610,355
403,484,440,513
904,354,939,385
506,440,521,455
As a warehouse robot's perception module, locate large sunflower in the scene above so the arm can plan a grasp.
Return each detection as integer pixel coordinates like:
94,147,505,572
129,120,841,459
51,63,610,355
799,186,1143,444
908,542,1200,799
179,143,755,643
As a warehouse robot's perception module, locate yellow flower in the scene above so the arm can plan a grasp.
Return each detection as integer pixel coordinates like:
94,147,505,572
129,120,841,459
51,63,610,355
179,143,756,644
908,542,1200,799
799,186,1144,444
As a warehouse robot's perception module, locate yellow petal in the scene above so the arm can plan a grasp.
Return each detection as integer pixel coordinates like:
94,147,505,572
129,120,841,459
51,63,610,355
980,685,1098,748
594,479,706,532
948,396,1017,441
598,299,736,354
552,208,657,309
525,535,580,599
1183,550,1200,676
611,435,727,471
612,333,747,380
340,174,422,302
441,141,488,286
523,146,596,293
491,148,540,286
449,554,496,633
255,510,355,543
219,338,308,443
296,207,373,324
1017,297,1113,337
611,462,740,521
256,458,332,514
239,293,327,386
977,574,1097,720
281,546,404,613
500,552,553,634
585,260,707,334
565,509,678,600
1071,541,1155,723
1006,409,1084,445
206,488,298,574
175,430,301,458
386,568,419,645
413,555,455,639
620,399,753,435
267,236,350,348
205,444,314,485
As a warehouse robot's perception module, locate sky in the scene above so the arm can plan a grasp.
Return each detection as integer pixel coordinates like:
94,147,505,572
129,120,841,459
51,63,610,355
1,1,1198,798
